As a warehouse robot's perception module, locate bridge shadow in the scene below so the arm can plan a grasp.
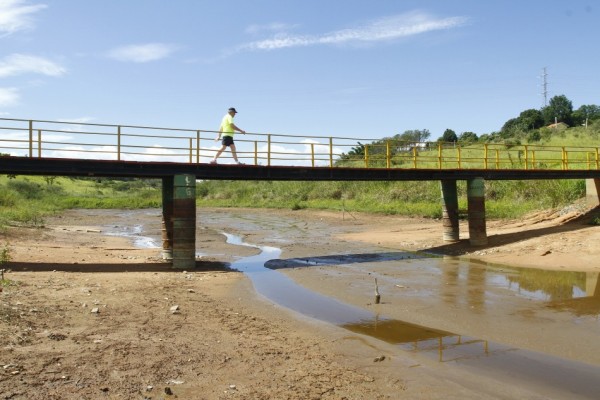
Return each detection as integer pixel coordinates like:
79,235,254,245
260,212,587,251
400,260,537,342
6,260,231,273
428,206,600,257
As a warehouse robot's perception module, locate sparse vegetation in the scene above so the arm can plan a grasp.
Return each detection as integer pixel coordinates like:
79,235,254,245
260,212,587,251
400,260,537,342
0,242,10,265
0,176,161,228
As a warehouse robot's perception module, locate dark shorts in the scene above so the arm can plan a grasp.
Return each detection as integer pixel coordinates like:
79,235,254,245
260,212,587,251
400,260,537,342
221,136,234,146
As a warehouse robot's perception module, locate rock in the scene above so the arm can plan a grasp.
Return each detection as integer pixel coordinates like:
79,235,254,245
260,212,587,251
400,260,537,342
170,305,180,314
91,307,100,314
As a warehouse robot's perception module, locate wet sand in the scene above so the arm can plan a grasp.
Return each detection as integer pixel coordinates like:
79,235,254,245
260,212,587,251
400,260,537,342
2,206,600,399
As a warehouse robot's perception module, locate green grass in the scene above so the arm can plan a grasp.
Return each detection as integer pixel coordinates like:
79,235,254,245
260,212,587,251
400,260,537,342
0,176,161,228
195,178,584,219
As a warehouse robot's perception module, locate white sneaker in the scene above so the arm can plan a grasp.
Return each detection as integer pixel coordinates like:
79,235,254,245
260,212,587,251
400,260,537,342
236,161,244,165
209,160,217,164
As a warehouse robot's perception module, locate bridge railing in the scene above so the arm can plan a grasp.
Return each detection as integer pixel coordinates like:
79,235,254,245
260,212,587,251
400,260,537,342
1,118,599,170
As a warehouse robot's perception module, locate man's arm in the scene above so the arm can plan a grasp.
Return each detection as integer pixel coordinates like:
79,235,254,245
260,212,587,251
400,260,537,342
232,124,246,134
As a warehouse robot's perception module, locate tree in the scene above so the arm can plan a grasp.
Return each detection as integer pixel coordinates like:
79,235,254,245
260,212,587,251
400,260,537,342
347,142,365,156
572,104,600,126
458,131,478,143
542,95,573,126
397,129,431,143
519,109,544,130
338,142,365,161
501,117,524,137
440,129,458,143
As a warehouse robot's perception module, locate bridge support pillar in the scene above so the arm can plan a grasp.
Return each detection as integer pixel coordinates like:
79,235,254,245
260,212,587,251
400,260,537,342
440,180,460,242
171,174,196,269
586,272,600,297
467,178,488,246
161,176,174,260
585,179,600,207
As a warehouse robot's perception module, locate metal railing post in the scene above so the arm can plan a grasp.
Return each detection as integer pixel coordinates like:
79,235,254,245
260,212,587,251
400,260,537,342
37,130,42,158
495,150,499,169
562,147,566,170
329,137,333,168
364,145,369,168
267,134,271,166
189,138,193,163
412,146,417,168
117,125,121,161
196,130,200,164
254,141,258,165
484,144,488,169
438,142,442,169
457,145,461,169
311,143,315,167
524,145,528,170
28,120,33,157
386,141,391,169
596,148,599,170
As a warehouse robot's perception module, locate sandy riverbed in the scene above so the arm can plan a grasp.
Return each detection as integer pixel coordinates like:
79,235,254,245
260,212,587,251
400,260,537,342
1,205,600,399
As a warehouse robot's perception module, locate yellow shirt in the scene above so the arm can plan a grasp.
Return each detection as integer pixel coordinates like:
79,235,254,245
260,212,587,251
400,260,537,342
220,114,235,137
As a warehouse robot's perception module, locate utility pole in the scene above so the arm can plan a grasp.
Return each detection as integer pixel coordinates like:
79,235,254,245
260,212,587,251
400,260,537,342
540,67,548,108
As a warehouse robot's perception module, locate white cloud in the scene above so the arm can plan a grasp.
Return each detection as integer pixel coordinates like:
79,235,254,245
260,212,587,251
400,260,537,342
245,22,298,35
239,11,468,51
0,87,19,106
0,53,66,77
107,43,178,63
0,0,47,36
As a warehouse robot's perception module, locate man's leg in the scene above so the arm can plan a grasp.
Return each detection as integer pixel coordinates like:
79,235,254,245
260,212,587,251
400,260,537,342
230,144,240,163
211,145,227,163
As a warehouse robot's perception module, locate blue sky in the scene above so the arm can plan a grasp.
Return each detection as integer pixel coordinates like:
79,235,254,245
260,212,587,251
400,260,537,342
1,0,598,141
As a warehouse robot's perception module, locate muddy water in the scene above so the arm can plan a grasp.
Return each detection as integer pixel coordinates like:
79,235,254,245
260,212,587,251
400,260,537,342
100,208,600,398
223,232,600,399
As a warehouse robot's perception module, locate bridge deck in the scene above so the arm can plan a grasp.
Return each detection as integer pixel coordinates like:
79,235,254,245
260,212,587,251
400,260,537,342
2,156,600,181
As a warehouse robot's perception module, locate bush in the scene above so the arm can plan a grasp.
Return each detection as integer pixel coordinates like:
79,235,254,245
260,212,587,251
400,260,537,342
0,243,11,265
7,180,42,199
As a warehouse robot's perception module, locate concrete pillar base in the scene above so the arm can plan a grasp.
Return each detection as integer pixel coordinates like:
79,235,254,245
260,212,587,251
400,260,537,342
585,179,600,207
467,178,488,246
171,174,196,269
440,180,460,242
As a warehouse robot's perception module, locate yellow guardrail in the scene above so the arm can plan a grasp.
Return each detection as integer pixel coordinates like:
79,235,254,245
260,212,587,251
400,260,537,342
0,118,599,170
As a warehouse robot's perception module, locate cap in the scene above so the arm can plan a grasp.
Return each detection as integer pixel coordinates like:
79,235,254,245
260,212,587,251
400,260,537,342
228,107,238,113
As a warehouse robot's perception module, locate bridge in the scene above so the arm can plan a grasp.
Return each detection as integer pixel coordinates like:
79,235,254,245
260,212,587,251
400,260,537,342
2,118,600,268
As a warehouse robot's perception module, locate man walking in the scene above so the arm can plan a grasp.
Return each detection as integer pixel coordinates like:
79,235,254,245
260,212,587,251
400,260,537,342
210,107,246,164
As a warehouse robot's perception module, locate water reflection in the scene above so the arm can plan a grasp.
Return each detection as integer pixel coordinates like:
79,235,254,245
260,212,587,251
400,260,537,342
547,272,600,316
269,252,600,317
342,317,492,363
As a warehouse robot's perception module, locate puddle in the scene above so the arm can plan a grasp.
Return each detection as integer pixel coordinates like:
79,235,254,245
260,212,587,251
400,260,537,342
227,233,600,399
224,233,373,324
103,223,159,248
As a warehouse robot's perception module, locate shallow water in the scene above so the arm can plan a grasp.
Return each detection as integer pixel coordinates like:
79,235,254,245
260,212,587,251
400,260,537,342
226,232,600,399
